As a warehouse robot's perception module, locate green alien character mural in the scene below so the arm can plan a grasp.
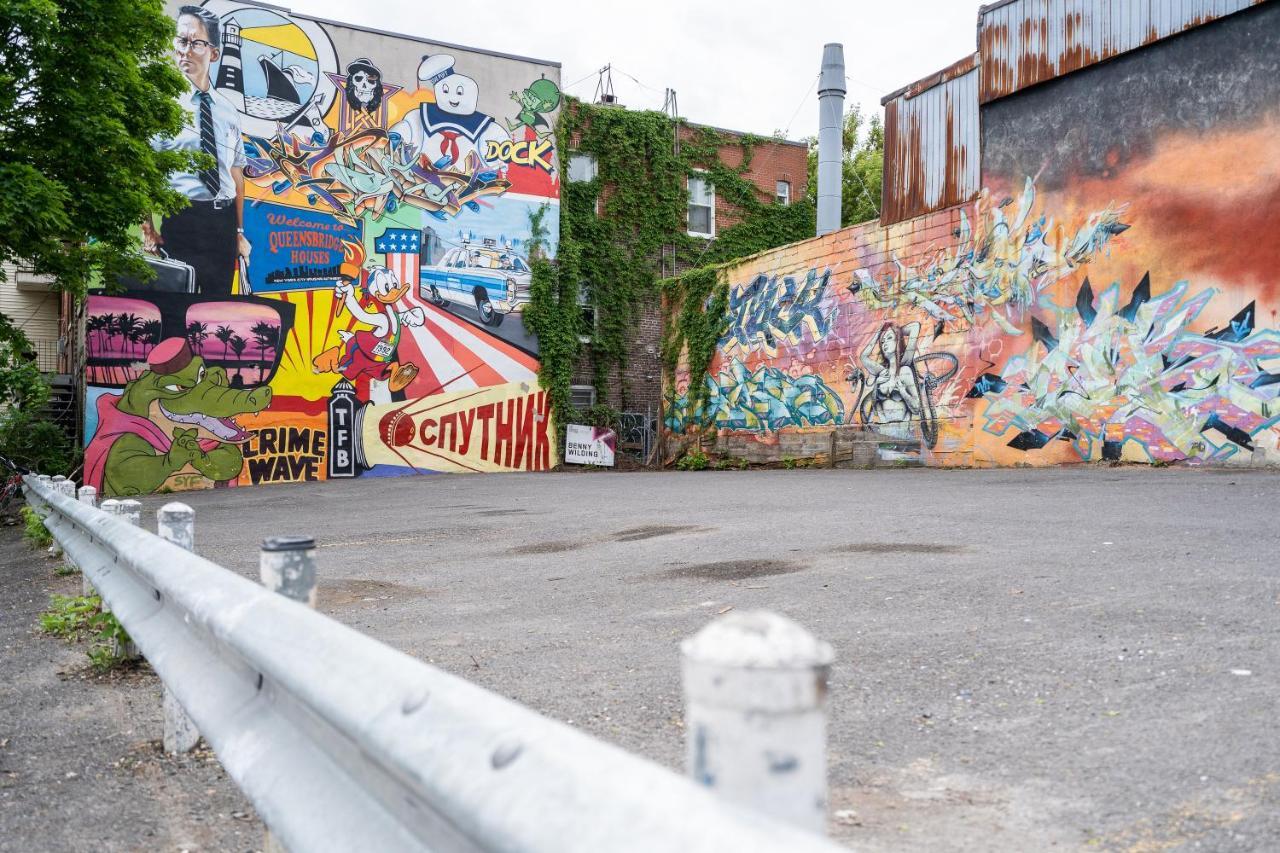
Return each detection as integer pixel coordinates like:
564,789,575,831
507,78,562,136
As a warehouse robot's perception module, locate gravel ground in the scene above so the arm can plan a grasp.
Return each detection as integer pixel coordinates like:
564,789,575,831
4,465,1280,851
0,523,261,852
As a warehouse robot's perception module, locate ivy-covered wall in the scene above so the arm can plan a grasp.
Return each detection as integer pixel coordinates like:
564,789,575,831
525,99,812,433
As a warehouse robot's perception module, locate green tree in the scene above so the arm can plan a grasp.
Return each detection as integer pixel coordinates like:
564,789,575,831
0,0,195,296
0,314,76,474
806,104,884,228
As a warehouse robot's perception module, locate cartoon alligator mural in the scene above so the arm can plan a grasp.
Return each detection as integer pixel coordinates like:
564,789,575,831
85,338,272,497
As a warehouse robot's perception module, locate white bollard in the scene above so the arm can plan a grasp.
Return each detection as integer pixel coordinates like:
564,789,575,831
157,503,200,754
77,487,97,595
260,535,317,852
259,536,317,607
117,498,142,528
50,480,75,558
681,610,834,835
111,499,143,661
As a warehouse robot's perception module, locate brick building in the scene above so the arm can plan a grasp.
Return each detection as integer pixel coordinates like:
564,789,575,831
564,111,810,422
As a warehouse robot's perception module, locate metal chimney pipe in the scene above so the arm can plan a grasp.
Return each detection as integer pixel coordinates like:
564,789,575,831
816,43,846,237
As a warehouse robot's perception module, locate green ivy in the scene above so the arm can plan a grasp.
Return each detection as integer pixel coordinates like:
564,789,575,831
525,99,814,438
660,265,730,421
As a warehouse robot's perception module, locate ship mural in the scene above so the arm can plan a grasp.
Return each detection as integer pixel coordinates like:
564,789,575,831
205,2,338,140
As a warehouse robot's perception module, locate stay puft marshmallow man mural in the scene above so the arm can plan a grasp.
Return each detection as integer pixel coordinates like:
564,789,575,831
389,54,511,170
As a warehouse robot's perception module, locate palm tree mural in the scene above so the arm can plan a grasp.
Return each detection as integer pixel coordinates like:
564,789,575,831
117,313,141,358
140,320,163,356
87,315,106,357
228,334,248,386
214,325,235,363
186,320,210,356
250,321,280,383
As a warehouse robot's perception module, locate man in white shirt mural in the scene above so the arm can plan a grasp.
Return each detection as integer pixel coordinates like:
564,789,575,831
142,5,251,296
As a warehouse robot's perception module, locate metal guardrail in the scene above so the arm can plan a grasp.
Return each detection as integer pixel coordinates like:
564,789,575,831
23,475,843,853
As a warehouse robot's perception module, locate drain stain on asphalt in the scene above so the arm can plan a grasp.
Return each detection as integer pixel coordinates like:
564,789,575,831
835,543,967,555
508,540,585,555
613,524,702,542
321,578,434,607
661,560,804,581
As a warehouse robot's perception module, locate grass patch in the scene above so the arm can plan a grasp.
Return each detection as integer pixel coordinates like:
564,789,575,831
39,593,133,672
21,505,52,549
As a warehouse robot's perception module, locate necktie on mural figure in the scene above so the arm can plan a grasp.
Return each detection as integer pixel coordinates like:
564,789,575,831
198,91,220,198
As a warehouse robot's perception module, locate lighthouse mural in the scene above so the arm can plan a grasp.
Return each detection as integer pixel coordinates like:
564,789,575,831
202,1,338,141
214,17,246,113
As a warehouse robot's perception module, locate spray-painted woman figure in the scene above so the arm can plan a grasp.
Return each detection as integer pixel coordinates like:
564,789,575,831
851,321,958,448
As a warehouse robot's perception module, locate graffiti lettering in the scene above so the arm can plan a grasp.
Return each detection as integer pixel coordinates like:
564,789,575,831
667,359,844,433
849,179,1128,336
722,269,836,357
483,138,555,172
243,426,326,484
374,390,552,472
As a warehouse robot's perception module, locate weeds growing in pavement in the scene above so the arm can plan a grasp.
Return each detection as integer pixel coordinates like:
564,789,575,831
39,593,133,672
21,505,51,549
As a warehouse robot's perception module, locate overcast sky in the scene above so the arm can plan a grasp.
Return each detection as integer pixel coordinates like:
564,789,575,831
287,0,983,141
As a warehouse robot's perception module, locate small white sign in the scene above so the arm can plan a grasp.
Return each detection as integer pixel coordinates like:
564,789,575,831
565,424,616,467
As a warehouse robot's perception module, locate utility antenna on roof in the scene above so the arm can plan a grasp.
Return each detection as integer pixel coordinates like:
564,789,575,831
664,87,680,156
594,64,618,105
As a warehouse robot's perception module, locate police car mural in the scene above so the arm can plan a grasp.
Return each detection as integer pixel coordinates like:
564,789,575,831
417,228,531,328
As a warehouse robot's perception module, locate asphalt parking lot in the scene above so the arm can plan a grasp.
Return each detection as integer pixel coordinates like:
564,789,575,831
5,465,1279,851
111,465,1280,851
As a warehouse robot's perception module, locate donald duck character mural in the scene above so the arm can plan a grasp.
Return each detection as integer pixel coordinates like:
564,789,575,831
313,240,425,396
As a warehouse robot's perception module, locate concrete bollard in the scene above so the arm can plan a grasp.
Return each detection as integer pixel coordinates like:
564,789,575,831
111,500,143,661
157,503,200,754
78,487,97,595
117,498,142,528
680,610,835,835
259,536,318,607
260,535,317,852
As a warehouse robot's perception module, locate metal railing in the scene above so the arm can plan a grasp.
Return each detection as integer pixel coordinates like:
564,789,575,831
23,475,843,853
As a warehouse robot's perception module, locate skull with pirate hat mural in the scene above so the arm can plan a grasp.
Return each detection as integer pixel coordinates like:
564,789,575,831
344,57,383,113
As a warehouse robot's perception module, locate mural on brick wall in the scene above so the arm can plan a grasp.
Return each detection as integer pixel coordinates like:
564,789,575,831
667,6,1280,468
85,1,560,496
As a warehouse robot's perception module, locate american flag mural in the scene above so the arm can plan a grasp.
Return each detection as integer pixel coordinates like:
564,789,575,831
376,228,421,287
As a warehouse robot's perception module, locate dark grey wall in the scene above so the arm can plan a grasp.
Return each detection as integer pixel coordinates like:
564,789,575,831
981,1,1280,190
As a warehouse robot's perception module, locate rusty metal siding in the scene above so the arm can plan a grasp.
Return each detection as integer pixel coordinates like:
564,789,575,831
881,61,980,226
978,0,1268,102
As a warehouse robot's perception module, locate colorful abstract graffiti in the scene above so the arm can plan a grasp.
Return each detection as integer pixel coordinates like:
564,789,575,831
86,1,560,496
972,276,1280,463
849,179,1129,336
665,121,1280,467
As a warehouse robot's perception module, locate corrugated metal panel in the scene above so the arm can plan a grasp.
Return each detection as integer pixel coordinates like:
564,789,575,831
978,0,1268,102
881,57,981,226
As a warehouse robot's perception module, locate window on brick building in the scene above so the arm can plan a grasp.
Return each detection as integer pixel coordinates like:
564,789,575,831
570,385,597,410
776,180,791,206
567,152,597,183
578,281,597,344
687,172,714,238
